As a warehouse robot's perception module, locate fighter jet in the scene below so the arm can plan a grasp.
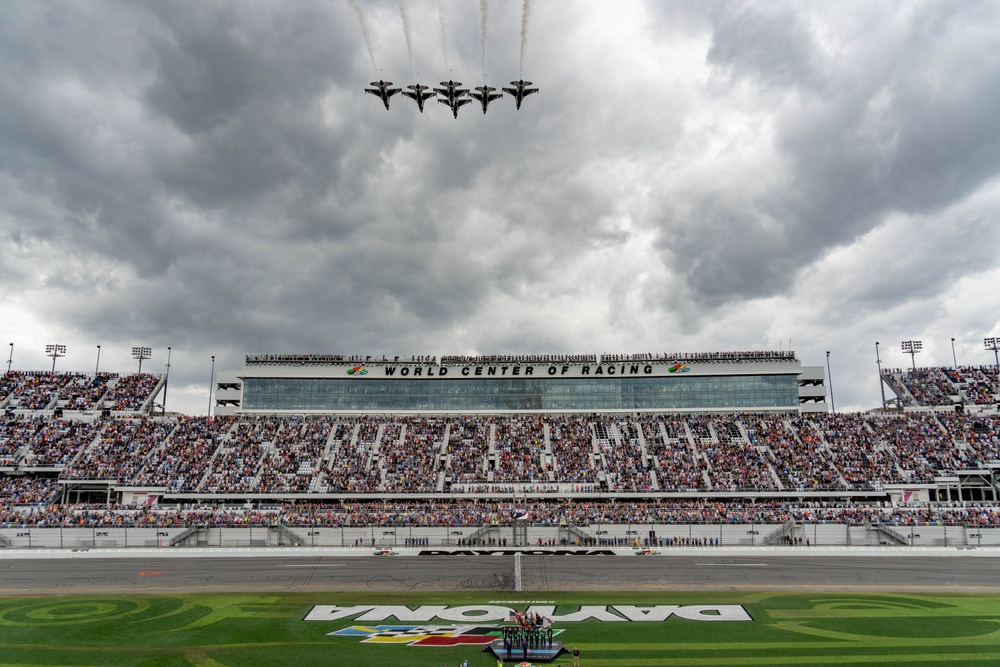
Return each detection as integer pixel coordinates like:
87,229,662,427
434,80,470,105
438,95,472,119
365,80,401,110
502,80,538,110
402,83,436,113
470,85,504,114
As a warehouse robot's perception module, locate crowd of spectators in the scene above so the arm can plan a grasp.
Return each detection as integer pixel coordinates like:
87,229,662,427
0,475,60,504
493,417,545,483
2,372,76,410
440,354,597,364
316,419,382,493
5,498,1000,529
595,418,654,492
56,373,118,411
642,416,705,491
548,416,598,484
132,416,236,491
102,374,161,412
1,411,1000,497
61,419,173,481
944,366,998,405
13,418,102,467
245,354,437,365
380,418,446,493
255,417,331,493
881,365,1000,408
444,417,491,483
747,415,841,490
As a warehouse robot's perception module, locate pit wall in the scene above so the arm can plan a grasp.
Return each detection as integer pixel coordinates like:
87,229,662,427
2,524,998,549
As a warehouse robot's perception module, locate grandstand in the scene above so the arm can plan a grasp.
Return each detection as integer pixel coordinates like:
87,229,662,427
2,354,1000,543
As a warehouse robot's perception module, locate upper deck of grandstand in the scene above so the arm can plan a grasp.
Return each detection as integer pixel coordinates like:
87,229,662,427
1,371,164,415
882,365,998,408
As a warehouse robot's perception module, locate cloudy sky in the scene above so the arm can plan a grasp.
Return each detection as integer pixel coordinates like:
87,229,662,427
2,0,999,415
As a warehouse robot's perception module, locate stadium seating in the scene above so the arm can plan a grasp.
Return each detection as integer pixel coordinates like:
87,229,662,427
2,364,999,530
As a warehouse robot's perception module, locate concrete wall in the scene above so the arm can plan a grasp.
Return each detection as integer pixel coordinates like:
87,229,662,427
4,523,998,549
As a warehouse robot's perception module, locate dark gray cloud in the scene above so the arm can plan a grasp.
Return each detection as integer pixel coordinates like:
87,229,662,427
2,0,999,414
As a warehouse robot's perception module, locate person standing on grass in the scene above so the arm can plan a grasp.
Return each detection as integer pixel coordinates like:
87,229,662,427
573,645,581,666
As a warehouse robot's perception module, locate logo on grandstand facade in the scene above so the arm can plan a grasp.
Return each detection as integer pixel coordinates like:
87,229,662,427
347,366,368,376
668,364,690,373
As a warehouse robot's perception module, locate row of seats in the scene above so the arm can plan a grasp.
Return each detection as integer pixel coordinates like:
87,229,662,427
883,366,998,406
1,411,999,495
1,372,161,412
2,498,999,528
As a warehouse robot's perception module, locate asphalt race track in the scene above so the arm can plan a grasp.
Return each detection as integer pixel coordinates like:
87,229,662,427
2,549,1000,594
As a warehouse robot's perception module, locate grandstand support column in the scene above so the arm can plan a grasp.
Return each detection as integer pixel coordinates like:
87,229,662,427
875,342,887,411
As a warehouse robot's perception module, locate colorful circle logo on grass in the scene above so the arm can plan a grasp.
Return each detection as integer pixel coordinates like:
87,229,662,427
668,364,689,373
347,366,368,376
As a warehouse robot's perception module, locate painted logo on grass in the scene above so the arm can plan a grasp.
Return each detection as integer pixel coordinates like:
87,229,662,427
330,624,501,646
307,604,752,623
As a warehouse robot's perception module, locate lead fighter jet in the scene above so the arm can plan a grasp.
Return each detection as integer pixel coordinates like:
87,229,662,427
434,80,470,105
470,85,504,114
434,80,472,119
402,83,436,113
438,95,472,119
365,80,401,110
503,80,538,110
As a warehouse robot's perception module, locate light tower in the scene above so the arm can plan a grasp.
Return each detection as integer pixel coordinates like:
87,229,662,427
45,344,66,373
901,340,922,371
132,346,152,374
162,346,172,415
875,341,887,411
826,350,835,414
986,337,1000,369
208,355,216,417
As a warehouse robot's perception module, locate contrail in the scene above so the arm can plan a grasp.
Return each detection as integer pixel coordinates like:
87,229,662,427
519,0,534,77
398,0,415,78
350,0,378,74
437,0,450,70
480,0,489,79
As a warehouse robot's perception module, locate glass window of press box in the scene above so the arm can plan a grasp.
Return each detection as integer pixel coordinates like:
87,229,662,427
240,375,800,412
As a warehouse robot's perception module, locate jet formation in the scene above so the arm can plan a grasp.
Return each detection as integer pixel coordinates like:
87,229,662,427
366,79,538,118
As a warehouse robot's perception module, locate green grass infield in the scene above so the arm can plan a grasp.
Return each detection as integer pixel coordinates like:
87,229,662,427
2,590,1000,666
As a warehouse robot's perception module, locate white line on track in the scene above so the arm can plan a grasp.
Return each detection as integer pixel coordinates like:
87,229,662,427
276,564,347,567
698,563,768,566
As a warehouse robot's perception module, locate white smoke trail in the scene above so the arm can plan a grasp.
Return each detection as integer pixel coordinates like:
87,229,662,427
519,0,534,77
437,0,450,70
398,0,415,78
480,0,489,79
350,0,378,74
